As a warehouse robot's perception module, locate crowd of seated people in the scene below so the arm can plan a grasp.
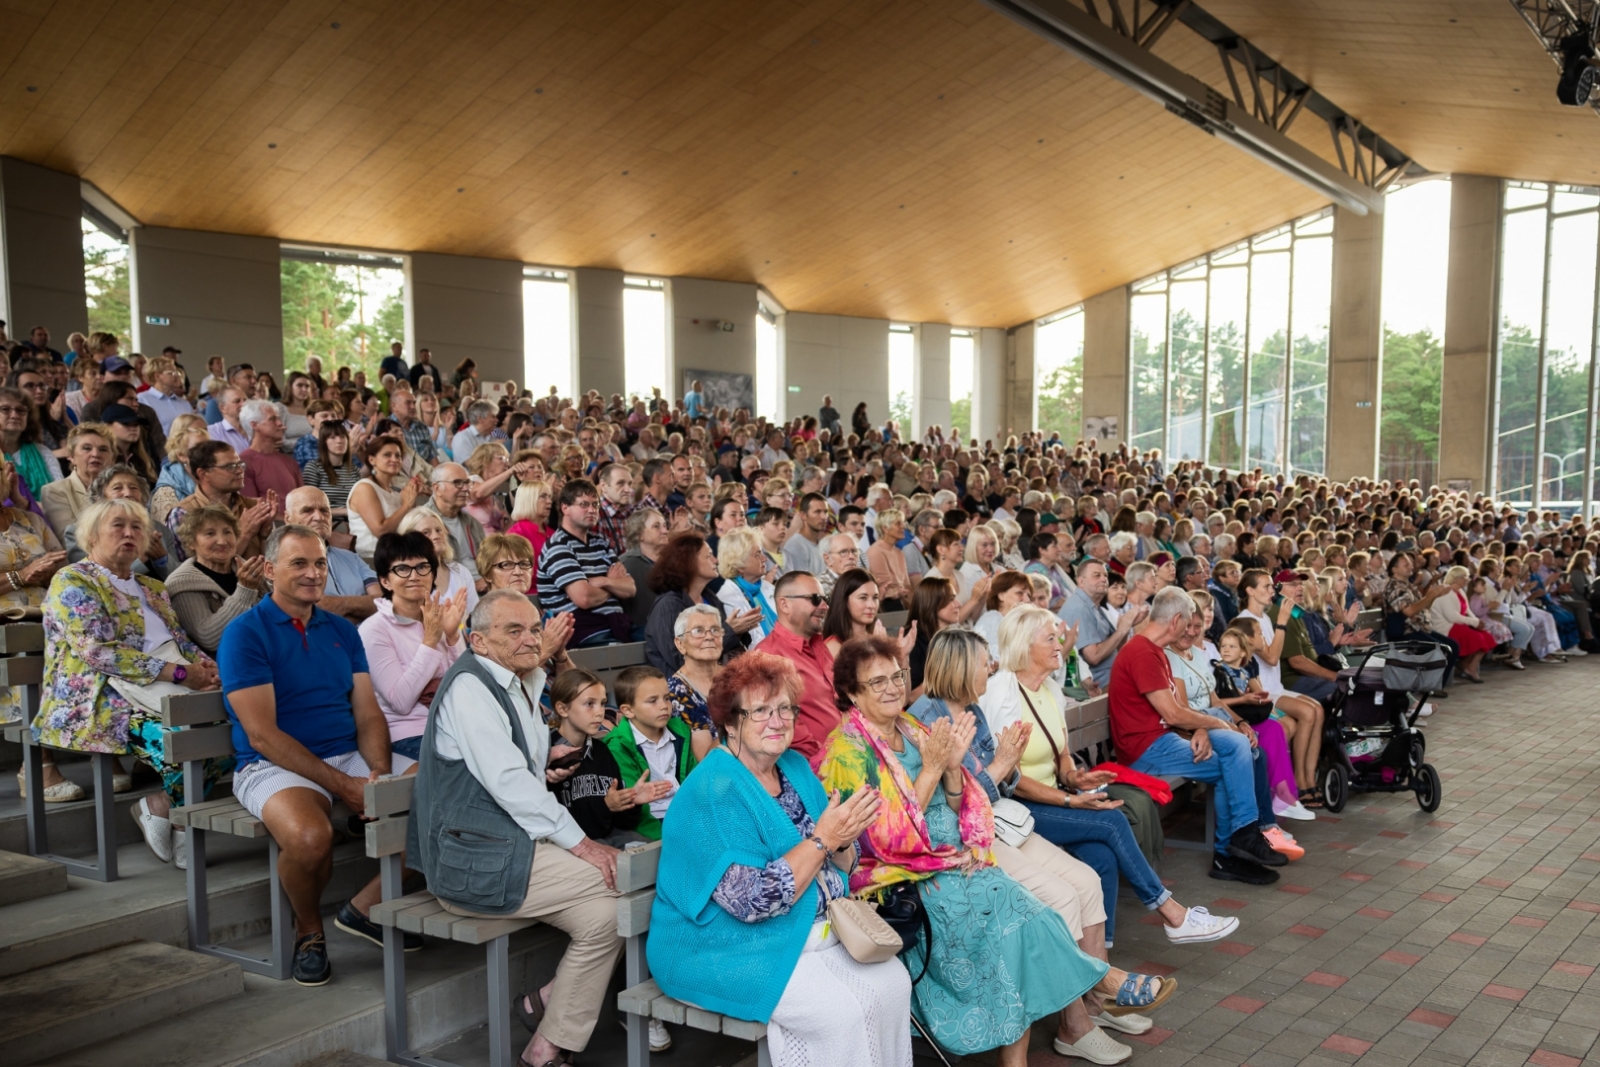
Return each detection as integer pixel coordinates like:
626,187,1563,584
9,332,1600,1065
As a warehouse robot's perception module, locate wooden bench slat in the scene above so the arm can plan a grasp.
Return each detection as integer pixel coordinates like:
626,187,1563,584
364,775,415,818
170,797,243,828
721,1016,769,1041
165,723,236,764
161,691,230,727
371,890,436,926
365,816,408,858
396,898,448,934
0,623,45,653
684,1004,725,1033
649,993,688,1025
421,910,468,939
447,915,539,945
618,979,664,1017
0,656,44,686
196,804,248,832
567,642,647,671
616,889,655,938
615,841,661,894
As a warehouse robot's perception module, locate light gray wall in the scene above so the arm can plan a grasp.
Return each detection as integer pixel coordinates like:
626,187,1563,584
1439,175,1499,493
1327,205,1384,481
671,276,757,402
0,157,87,343
130,226,282,378
785,311,890,432
1005,322,1035,439
574,268,625,398
411,252,524,387
918,322,951,440
1083,286,1129,448
976,327,1006,446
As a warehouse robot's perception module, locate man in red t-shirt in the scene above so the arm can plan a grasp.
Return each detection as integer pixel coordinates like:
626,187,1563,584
1109,587,1285,884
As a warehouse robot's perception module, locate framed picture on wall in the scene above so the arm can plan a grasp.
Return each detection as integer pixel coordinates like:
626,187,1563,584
682,369,753,414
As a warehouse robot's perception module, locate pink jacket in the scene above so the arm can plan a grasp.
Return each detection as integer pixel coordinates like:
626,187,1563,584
357,598,465,741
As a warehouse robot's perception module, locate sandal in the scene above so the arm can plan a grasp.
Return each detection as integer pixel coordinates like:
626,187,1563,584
513,991,546,1036
1298,788,1326,810
1098,973,1178,1016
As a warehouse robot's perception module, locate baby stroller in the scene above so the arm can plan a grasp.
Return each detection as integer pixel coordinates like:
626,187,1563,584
1318,640,1448,813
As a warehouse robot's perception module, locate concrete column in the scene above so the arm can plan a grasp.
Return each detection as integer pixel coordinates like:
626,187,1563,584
130,227,282,377
411,252,524,387
1083,286,1130,447
975,327,1006,446
785,312,889,432
1439,175,1500,493
1005,322,1035,440
1327,206,1385,481
573,268,625,399
0,157,86,342
918,322,951,440
671,277,757,407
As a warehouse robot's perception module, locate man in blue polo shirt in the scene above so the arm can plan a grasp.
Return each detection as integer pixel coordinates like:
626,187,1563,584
218,524,407,986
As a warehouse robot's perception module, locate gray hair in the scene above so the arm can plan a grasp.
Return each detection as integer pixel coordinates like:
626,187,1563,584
825,532,859,557
470,588,534,634
673,603,722,639
1109,531,1138,555
997,605,1059,673
1149,585,1197,624
78,497,149,551
1081,533,1109,554
466,400,496,423
912,507,942,532
1213,533,1236,553
239,399,282,440
89,462,150,502
430,462,469,484
1135,510,1156,527
264,523,324,562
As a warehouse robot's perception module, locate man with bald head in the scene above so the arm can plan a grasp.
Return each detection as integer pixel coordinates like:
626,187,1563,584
284,486,380,620
423,463,487,586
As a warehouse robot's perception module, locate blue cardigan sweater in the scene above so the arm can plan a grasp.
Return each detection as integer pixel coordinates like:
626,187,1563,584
647,746,826,1023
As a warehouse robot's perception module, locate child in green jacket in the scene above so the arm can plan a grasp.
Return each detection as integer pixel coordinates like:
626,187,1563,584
602,665,699,841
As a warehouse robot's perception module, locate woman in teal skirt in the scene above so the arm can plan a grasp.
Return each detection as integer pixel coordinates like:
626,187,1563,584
815,634,1177,1065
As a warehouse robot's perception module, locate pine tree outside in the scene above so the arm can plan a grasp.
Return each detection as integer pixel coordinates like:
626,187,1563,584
280,259,405,380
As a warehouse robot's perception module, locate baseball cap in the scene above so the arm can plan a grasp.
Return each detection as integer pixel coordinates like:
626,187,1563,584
101,356,133,374
1039,512,1060,527
1272,568,1302,584
100,403,143,426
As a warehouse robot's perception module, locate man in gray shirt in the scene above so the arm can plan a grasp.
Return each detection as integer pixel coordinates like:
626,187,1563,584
1057,558,1144,688
782,492,831,578
423,463,488,582
902,508,941,591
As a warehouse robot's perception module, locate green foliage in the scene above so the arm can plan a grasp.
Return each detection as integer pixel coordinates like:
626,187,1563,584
1378,326,1442,484
84,238,131,349
950,395,971,443
1035,357,1083,442
1492,320,1590,501
889,391,913,438
280,261,404,380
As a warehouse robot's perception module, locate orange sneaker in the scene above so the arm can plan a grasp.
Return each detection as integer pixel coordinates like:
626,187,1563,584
1263,826,1305,860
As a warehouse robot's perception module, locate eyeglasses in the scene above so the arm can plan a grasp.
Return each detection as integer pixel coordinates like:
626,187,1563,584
863,669,910,695
0,407,26,416
439,478,472,489
681,625,721,641
493,560,533,572
780,593,827,607
387,562,435,579
740,703,797,723
212,461,247,472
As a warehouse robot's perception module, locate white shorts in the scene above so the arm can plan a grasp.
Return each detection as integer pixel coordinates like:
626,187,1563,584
233,750,415,818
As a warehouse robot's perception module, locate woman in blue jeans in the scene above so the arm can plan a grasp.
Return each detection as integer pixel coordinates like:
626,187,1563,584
979,606,1240,948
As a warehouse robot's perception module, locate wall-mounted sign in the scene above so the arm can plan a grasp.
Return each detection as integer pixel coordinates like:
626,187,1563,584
145,315,170,326
787,385,802,393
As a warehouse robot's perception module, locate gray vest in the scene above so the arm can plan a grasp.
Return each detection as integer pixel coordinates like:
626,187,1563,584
407,651,537,915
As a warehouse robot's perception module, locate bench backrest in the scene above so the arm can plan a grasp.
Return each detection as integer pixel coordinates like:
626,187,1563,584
879,609,909,637
1066,694,1114,767
568,641,649,702
161,691,237,765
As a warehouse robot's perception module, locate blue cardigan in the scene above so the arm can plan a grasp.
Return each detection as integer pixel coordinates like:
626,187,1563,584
647,746,825,1024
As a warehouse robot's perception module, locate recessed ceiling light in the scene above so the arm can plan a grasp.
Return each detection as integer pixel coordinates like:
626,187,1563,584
535,88,543,94
331,22,341,28
622,170,629,175
457,187,464,192
268,143,277,148
26,86,36,92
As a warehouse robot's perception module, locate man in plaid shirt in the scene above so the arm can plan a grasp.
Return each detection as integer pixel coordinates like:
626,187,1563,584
594,462,637,557
388,387,437,464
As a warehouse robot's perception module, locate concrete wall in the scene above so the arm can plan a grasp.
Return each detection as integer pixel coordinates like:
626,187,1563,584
1082,286,1129,447
130,226,282,378
671,276,757,404
1439,175,1500,493
1005,322,1035,439
918,322,951,439
574,268,625,398
1327,206,1385,481
975,327,1005,446
410,252,524,387
0,157,87,342
785,311,889,432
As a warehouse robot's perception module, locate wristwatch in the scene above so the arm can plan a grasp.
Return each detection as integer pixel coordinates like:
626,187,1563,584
172,666,187,684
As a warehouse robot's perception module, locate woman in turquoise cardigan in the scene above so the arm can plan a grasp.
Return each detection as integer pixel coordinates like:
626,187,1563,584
648,651,913,1067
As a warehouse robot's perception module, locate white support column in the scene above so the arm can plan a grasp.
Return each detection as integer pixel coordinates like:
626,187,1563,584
573,268,626,398
918,322,951,442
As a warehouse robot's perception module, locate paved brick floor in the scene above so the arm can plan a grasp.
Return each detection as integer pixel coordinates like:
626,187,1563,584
1024,657,1600,1067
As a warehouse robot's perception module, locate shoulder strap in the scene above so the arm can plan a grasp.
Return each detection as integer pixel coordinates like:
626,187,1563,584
1017,685,1067,785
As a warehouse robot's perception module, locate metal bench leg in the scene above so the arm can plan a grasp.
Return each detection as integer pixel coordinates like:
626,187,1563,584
380,853,410,1063
1205,789,1216,852
756,1035,772,1067
88,753,117,881
266,836,294,979
624,933,649,1067
487,934,513,1067
20,738,118,881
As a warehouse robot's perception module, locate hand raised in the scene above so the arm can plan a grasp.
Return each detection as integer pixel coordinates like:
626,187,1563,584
816,787,882,848
440,586,469,637
540,613,575,664
234,555,267,592
419,591,446,648
996,720,1031,762
918,717,956,771
945,709,977,772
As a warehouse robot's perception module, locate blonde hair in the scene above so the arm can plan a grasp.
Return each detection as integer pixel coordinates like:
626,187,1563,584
964,525,998,565
165,413,209,462
476,532,533,574
398,508,453,563
716,525,763,579
465,441,509,477
1443,564,1471,585
997,605,1058,673
511,481,548,524
78,498,149,552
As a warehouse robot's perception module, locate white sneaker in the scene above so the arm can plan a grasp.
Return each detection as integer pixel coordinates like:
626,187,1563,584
1278,800,1317,821
1054,1025,1132,1064
648,1018,671,1052
174,829,188,871
1566,647,1588,656
133,795,173,863
1416,703,1434,717
1163,905,1240,944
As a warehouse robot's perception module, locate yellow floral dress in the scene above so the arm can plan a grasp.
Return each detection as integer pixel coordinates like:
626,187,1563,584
0,508,60,723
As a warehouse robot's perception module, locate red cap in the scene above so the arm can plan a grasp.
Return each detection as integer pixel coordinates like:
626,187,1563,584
1273,568,1302,584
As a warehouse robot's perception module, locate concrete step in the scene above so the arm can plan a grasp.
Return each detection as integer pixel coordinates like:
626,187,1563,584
0,755,166,859
0,837,377,979
0,940,244,1064
0,848,67,904
293,1054,394,1067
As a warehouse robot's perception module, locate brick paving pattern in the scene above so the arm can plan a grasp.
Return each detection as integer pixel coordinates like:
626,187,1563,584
1069,660,1600,1067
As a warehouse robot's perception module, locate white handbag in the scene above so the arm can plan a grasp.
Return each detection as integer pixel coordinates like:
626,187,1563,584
991,797,1035,848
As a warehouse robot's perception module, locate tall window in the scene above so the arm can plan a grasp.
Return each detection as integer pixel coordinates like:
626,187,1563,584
623,276,669,401
950,329,976,444
889,324,916,437
280,247,406,379
523,268,573,400
1128,208,1333,475
1494,182,1600,511
1034,308,1083,441
1379,180,1452,487
82,213,130,348
756,298,780,420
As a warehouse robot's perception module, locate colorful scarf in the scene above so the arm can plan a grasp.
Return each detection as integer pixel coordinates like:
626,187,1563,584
812,708,994,898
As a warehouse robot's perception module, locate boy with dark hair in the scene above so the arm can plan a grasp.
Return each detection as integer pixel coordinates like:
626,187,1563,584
603,665,697,840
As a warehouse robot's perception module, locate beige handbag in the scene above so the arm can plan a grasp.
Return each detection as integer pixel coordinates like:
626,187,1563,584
826,896,903,964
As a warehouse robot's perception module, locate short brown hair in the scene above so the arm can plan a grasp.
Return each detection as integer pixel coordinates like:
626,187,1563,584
648,531,708,594
175,505,239,553
984,570,1031,612
831,633,903,711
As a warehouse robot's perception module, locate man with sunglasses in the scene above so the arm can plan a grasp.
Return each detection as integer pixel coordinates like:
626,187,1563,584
285,486,380,621
752,570,837,759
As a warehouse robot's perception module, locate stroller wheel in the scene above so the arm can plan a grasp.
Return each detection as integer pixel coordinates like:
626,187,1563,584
1415,763,1442,813
1322,764,1348,813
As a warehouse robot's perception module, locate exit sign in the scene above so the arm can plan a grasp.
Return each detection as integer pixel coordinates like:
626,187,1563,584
145,315,170,326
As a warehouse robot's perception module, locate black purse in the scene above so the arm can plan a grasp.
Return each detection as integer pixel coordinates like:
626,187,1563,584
877,880,934,984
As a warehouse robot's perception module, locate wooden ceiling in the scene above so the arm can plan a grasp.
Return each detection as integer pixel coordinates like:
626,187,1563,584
0,1,1589,327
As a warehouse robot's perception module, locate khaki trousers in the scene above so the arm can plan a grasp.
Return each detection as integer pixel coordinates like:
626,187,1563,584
993,834,1107,940
441,844,623,1051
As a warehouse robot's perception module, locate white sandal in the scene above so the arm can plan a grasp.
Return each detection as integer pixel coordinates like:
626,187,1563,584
132,795,174,863
16,770,87,803
1055,1025,1133,1064
1093,1011,1153,1035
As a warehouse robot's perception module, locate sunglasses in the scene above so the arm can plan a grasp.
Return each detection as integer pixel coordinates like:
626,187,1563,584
780,593,827,607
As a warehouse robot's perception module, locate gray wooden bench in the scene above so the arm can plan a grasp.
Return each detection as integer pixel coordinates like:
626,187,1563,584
613,842,771,1067
1066,694,1214,852
879,608,909,636
0,623,122,882
568,641,648,701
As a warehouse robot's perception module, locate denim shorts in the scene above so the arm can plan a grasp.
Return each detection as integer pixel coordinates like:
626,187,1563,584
391,735,425,761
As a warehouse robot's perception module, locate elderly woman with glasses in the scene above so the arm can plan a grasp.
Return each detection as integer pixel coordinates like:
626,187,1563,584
399,509,479,614
475,532,537,596
814,634,1171,1066
665,603,723,760
648,650,912,1067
